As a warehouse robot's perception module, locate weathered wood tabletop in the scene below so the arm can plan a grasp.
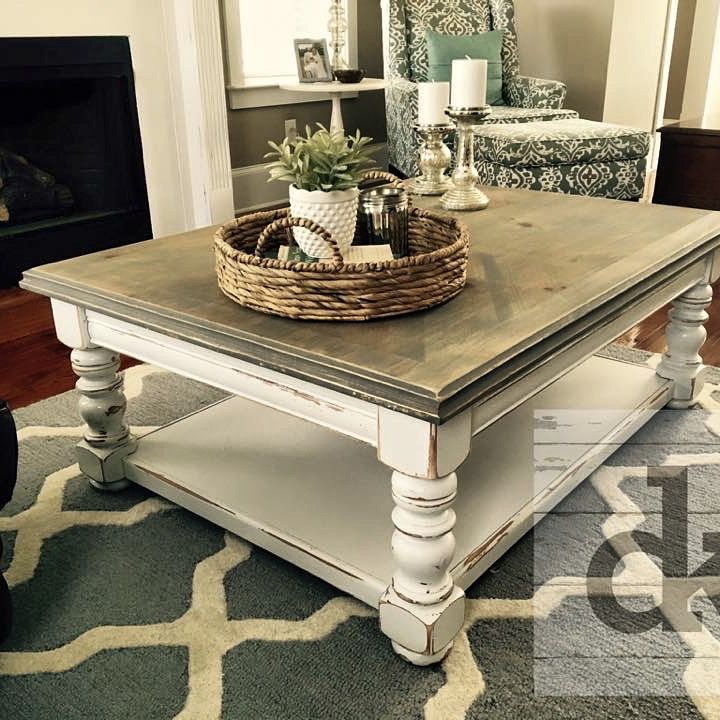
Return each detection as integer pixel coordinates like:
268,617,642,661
21,188,720,420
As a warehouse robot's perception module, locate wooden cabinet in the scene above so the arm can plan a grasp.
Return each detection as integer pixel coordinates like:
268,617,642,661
653,116,720,210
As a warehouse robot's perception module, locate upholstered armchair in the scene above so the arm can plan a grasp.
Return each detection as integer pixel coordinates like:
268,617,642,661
0,399,18,643
381,0,579,176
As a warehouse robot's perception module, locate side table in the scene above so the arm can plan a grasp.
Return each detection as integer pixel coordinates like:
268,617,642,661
653,115,720,210
279,78,386,134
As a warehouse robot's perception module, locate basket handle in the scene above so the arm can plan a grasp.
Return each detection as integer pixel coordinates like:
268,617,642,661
359,170,404,189
255,215,344,265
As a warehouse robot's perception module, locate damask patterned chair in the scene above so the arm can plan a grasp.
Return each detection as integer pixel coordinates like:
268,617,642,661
381,0,579,177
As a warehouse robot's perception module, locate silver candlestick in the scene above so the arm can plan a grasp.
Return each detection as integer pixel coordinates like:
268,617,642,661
405,124,453,195
441,105,492,211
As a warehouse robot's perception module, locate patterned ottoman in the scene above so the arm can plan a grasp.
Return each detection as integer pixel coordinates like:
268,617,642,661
473,118,651,200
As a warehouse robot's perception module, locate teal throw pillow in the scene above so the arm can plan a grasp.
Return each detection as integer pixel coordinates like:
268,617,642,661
425,29,504,106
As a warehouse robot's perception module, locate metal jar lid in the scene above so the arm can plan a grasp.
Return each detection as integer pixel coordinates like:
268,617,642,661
359,186,408,210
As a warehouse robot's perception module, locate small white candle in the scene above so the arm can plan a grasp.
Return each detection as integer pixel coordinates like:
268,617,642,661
450,58,487,108
417,81,450,125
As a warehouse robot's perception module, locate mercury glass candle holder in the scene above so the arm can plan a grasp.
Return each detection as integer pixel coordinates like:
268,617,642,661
404,124,453,196
441,105,492,211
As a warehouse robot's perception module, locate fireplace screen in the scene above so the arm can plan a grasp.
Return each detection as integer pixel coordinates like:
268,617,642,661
0,37,151,287
0,149,73,226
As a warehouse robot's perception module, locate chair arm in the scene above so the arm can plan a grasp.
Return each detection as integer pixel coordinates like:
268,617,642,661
0,400,17,509
385,77,420,176
504,75,567,110
386,76,419,117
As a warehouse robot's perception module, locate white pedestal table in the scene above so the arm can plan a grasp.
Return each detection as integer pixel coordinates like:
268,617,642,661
279,78,386,133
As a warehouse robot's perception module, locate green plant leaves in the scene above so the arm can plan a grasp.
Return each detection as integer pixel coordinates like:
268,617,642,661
264,124,377,192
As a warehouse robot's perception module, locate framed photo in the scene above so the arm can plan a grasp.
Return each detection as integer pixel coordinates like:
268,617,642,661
294,39,333,83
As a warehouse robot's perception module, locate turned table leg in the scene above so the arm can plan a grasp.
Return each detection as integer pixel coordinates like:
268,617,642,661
72,346,137,491
377,409,471,665
380,469,465,664
329,94,344,134
656,282,713,408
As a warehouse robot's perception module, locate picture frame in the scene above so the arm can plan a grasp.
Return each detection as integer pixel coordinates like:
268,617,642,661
293,38,333,83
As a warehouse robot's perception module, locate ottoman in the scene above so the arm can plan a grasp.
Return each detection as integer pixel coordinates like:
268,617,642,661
473,118,651,200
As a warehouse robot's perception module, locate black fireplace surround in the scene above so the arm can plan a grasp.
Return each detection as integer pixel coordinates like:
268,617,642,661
0,37,152,287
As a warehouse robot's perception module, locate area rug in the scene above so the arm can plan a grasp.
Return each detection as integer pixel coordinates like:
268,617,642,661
1,350,719,719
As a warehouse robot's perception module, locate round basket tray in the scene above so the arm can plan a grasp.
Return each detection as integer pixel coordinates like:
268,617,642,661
214,206,469,321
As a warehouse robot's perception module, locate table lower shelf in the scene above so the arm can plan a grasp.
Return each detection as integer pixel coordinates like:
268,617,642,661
124,354,671,607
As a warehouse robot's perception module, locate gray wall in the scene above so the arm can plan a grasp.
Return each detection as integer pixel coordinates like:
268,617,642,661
224,1,386,169
513,0,615,121
664,0,697,119
514,0,697,122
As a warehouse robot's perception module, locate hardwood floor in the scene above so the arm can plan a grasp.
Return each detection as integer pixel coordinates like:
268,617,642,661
3,281,720,410
615,294,720,361
0,288,139,410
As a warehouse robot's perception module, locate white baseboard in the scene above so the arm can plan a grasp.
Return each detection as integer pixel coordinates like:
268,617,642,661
232,142,388,215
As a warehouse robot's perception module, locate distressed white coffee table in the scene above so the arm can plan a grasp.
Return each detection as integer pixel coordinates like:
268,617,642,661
21,189,720,665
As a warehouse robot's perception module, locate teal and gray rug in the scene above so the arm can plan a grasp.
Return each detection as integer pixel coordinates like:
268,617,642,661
1,350,719,719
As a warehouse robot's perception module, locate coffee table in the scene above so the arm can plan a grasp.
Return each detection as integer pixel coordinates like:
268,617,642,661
20,188,720,665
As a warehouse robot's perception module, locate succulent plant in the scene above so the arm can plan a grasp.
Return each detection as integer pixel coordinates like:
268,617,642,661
265,124,375,192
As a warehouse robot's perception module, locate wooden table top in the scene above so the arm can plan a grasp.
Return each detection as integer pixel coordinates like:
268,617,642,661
20,188,720,421
279,78,386,93
658,115,720,136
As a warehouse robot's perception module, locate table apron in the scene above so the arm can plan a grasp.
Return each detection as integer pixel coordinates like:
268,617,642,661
468,256,712,436
49,249,714,453
74,307,380,446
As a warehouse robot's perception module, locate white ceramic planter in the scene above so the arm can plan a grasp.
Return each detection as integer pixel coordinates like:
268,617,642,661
288,185,359,259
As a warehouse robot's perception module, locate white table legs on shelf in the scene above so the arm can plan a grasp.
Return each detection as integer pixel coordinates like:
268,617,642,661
656,282,713,408
377,408,471,665
51,299,137,492
46,292,709,666
71,345,136,492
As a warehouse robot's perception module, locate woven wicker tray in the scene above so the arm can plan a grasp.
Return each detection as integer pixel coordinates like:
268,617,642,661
214,205,470,322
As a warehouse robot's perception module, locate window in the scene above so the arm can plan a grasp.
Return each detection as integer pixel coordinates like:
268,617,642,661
224,0,358,107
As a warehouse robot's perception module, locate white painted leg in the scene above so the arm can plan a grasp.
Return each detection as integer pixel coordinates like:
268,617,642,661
380,469,465,664
329,94,344,134
71,346,137,491
377,408,471,665
656,282,713,408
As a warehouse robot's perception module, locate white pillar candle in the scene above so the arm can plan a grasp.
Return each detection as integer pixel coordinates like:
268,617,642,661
417,81,450,125
450,58,487,108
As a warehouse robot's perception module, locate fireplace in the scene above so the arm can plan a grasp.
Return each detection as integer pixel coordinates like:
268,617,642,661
0,36,151,287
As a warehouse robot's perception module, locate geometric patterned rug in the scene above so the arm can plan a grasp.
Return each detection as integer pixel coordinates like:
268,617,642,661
1,349,718,719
